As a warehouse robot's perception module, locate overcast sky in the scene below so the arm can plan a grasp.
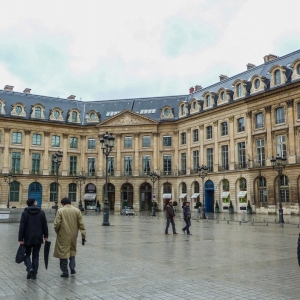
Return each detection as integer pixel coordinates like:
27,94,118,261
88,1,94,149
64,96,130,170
0,0,299,101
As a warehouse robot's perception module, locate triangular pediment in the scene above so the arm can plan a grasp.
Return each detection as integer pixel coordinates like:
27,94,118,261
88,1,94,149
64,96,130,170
98,110,158,126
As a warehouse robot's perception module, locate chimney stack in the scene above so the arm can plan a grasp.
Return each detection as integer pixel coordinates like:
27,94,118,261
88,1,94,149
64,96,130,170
67,95,76,100
195,85,202,91
219,74,228,81
247,63,256,70
4,85,14,91
263,54,279,63
23,88,31,94
189,87,195,94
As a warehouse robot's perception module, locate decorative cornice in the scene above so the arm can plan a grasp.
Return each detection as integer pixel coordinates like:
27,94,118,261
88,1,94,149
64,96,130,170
246,111,252,118
229,116,234,122
4,128,10,133
286,99,294,108
213,121,218,126
264,105,271,113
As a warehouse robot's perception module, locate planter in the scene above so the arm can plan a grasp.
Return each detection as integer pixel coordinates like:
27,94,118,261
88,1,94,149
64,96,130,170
228,207,234,214
247,207,252,214
215,207,220,213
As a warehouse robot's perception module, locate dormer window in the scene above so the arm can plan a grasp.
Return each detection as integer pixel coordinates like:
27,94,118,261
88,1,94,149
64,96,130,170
236,83,242,97
164,108,170,116
297,64,300,75
274,70,281,85
16,106,22,114
220,91,225,100
181,105,185,116
206,95,211,107
192,101,197,109
254,79,260,89
72,111,77,122
54,110,60,119
35,107,41,118
90,112,96,120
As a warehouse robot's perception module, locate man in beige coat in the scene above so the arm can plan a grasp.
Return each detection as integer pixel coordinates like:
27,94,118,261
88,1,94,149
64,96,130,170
53,197,86,278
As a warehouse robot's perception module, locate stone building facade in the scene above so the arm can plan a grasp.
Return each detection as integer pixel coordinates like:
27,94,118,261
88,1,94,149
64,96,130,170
1,50,300,215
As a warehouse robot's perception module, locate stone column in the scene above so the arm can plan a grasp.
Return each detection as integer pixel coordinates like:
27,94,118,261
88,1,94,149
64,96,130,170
134,132,139,176
246,111,253,163
62,134,68,176
186,128,191,174
286,100,296,163
213,121,218,171
116,133,121,176
199,125,204,165
2,128,10,173
264,106,273,166
152,132,159,172
23,130,31,175
43,132,50,175
229,116,235,170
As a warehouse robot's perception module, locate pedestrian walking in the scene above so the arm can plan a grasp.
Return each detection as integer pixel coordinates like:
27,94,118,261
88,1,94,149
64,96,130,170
53,197,86,278
182,201,192,235
165,200,178,235
18,198,48,280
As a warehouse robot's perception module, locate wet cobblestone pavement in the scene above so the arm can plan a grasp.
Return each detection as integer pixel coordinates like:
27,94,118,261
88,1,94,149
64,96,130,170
1,212,300,299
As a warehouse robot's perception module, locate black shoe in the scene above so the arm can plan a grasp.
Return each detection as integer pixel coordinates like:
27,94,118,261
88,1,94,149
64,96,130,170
32,273,37,280
61,273,69,278
27,269,33,279
165,233,169,235
71,269,76,275
182,228,185,233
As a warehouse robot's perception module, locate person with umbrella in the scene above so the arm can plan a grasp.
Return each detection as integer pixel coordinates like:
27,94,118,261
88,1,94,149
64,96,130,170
18,198,48,280
53,197,86,278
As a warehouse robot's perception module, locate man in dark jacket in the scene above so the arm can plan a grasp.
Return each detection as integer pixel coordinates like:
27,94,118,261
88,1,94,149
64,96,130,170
18,198,48,280
182,201,192,235
165,200,178,235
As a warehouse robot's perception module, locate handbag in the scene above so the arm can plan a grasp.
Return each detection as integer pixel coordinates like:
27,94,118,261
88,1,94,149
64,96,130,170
15,244,26,264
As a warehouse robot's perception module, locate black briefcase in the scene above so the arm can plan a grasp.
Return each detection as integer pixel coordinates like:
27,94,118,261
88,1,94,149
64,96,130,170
15,244,26,264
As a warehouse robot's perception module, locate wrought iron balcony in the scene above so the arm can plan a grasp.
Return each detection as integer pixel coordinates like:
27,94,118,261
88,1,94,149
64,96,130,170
50,170,62,176
252,160,266,167
218,164,229,171
234,162,249,170
30,170,41,175
140,170,151,176
122,171,133,176
178,170,186,175
10,169,23,175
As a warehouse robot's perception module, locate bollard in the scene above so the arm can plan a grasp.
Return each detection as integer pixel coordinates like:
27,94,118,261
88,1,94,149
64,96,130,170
297,224,300,228
227,220,229,224
251,221,254,225
280,222,283,227
239,221,241,225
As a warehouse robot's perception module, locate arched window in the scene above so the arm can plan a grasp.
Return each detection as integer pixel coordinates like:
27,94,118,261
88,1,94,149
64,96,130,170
10,181,20,202
50,182,58,202
274,70,281,85
206,95,211,107
258,177,267,202
240,178,247,190
194,181,199,193
236,83,242,97
163,182,172,193
254,79,260,89
223,179,229,191
68,183,77,202
279,175,289,202
297,64,300,75
220,91,225,100
35,107,41,118
181,105,185,116
192,101,197,110
72,111,78,122
182,182,187,193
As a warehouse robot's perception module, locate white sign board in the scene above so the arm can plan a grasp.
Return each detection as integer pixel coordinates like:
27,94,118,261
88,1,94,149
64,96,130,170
0,214,9,219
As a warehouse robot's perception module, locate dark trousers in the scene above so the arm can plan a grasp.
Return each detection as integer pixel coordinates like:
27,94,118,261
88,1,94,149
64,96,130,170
165,217,176,234
183,218,191,234
60,256,76,275
24,244,41,274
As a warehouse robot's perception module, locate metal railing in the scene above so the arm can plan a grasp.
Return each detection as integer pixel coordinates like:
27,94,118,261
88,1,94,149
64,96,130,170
218,165,229,171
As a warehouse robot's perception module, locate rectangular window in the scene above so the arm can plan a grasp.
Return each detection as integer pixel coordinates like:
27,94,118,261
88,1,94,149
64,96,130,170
276,107,285,124
259,190,267,202
88,139,96,150
12,152,21,173
124,156,132,175
181,153,186,174
124,137,132,148
31,153,40,174
280,189,289,202
142,136,151,147
193,129,198,142
12,132,22,144
256,139,265,166
237,117,245,132
255,113,264,129
237,142,246,168
276,135,287,157
35,107,41,118
52,135,60,147
163,155,172,175
206,126,212,139
181,132,186,145
221,145,229,170
51,154,56,175
72,111,77,122
206,148,213,172
32,134,41,146
70,137,78,149
108,157,114,176
69,156,77,175
193,150,199,172
163,136,172,147
69,184,77,202
87,157,95,176
142,156,151,175
221,122,228,136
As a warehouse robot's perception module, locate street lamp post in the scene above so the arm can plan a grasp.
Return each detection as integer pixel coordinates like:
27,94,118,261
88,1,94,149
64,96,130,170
270,154,286,224
53,151,63,215
149,171,159,216
75,174,86,211
100,132,115,226
4,173,17,208
198,165,208,219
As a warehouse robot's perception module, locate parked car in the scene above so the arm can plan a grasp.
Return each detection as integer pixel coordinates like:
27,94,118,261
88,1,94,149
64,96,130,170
120,206,135,216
